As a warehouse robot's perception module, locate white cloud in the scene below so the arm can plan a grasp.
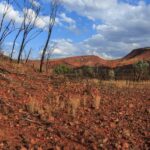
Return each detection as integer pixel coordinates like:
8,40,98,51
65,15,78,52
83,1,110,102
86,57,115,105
51,37,120,59
58,13,77,31
59,13,75,25
0,1,77,32
60,0,150,58
29,0,40,7
52,39,78,57
52,29,150,59
0,1,23,24
53,48,63,55
61,0,117,20
1,0,150,59
0,1,60,30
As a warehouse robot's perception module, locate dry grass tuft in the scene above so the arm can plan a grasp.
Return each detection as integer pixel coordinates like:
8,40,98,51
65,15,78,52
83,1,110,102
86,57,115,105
68,94,81,117
27,95,40,113
94,95,101,110
91,87,101,110
101,80,150,89
81,93,88,108
27,95,52,120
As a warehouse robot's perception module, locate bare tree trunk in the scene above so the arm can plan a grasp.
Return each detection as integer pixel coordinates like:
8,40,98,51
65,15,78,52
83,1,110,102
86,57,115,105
46,57,49,73
45,44,56,73
17,0,41,64
0,0,11,32
17,33,26,63
40,0,59,72
46,55,50,73
40,29,52,72
10,27,22,61
25,48,32,63
0,19,15,49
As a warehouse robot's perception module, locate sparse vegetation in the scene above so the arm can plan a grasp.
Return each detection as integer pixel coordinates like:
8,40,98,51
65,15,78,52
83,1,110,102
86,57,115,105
0,55,150,149
133,60,149,81
0,0,149,149
108,69,115,80
82,66,94,77
54,64,73,75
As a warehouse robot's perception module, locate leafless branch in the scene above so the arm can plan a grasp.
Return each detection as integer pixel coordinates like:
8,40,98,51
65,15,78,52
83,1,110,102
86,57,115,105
40,0,59,72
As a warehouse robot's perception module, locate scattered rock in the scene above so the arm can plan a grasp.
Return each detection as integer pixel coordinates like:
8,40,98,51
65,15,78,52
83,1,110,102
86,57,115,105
123,129,131,137
122,142,129,149
20,146,27,150
129,104,134,108
110,122,116,128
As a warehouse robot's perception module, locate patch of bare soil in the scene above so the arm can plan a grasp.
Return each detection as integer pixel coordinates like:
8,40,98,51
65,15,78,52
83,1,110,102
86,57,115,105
0,60,149,150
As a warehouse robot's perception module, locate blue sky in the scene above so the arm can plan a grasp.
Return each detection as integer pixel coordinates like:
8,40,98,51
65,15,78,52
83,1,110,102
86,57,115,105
0,0,150,59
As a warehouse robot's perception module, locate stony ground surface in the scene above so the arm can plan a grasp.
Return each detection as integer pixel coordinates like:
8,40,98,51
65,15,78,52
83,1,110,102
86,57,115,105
0,59,150,150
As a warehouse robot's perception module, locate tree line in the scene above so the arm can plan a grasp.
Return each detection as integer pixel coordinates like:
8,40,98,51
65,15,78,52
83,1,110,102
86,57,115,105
53,60,150,81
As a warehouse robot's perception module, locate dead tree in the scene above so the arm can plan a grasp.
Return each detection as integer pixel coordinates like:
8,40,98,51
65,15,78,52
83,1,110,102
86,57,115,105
46,43,56,72
10,22,23,61
17,0,41,63
25,48,32,63
0,20,15,48
0,0,15,50
40,0,59,72
0,0,12,32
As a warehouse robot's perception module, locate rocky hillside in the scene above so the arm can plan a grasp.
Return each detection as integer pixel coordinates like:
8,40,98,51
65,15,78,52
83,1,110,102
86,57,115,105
48,48,150,68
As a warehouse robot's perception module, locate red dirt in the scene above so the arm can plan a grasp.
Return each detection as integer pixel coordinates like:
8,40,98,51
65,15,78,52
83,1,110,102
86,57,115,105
0,55,149,149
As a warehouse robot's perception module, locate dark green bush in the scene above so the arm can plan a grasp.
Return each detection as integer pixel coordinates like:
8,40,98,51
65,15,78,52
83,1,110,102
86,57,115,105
82,66,94,77
53,64,72,75
133,60,149,81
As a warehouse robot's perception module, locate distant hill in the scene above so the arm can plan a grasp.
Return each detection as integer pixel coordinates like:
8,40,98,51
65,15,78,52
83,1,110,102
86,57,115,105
48,55,107,68
123,47,150,60
48,48,150,68
1,47,150,69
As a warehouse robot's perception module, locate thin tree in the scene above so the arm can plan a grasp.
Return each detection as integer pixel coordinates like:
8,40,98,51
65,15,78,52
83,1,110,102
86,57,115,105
0,0,12,32
0,20,15,48
0,0,15,50
25,48,32,63
10,22,23,61
17,0,41,63
40,0,59,72
46,43,56,72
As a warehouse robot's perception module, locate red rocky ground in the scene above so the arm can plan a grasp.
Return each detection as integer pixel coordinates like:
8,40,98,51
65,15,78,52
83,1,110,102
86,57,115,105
0,59,149,150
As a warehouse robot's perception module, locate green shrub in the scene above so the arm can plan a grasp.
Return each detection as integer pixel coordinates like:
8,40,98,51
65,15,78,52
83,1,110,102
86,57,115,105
82,66,94,77
108,69,115,80
133,60,149,81
54,64,72,75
